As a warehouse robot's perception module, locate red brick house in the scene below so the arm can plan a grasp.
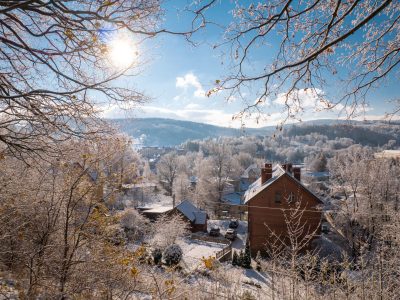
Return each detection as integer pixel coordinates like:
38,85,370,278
244,163,323,256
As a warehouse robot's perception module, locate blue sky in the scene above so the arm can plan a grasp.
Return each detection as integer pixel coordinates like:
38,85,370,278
101,1,400,128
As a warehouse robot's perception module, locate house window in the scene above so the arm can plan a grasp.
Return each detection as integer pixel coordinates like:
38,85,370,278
274,191,282,203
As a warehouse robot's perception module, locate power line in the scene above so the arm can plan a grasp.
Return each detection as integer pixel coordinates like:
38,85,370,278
206,199,397,218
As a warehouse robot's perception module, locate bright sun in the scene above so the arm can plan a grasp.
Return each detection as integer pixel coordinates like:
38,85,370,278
108,32,137,69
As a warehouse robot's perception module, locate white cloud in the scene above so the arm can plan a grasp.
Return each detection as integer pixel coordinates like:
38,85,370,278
274,88,328,110
175,72,206,98
137,106,285,128
184,103,201,109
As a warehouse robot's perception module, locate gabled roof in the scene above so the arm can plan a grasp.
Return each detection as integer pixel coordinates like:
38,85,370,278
241,164,260,179
175,200,207,224
244,164,322,204
222,192,243,205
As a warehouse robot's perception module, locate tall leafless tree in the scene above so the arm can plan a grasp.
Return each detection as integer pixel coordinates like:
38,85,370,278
202,0,400,123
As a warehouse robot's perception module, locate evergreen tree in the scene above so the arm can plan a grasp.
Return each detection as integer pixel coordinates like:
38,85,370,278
232,251,238,266
255,251,262,272
238,250,244,267
242,239,252,269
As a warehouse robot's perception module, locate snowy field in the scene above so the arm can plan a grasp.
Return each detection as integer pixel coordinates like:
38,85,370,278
177,238,226,271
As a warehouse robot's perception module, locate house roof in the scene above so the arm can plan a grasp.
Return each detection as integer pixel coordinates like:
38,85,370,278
241,164,260,179
222,192,243,205
175,200,207,224
139,206,173,214
193,211,207,225
243,164,322,204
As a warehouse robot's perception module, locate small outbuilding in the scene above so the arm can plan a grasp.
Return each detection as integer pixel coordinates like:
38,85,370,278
171,200,208,232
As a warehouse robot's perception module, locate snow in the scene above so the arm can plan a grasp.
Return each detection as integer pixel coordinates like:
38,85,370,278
139,193,174,208
241,164,259,179
207,219,248,251
190,264,274,299
140,206,173,213
177,238,226,271
244,165,285,203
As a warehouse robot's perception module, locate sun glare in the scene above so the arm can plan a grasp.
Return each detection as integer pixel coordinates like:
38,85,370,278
107,32,137,69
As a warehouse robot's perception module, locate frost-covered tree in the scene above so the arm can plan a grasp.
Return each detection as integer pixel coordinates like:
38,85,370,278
156,151,181,196
119,208,150,242
204,0,400,121
150,214,190,250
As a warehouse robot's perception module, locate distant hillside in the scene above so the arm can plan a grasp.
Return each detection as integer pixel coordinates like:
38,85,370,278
110,118,274,146
285,123,399,147
110,118,399,147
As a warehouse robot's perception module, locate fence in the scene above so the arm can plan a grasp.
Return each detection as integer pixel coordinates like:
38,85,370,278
215,245,232,262
190,233,230,245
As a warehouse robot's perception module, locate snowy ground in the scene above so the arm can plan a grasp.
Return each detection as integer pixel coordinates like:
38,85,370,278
187,263,273,299
207,219,248,251
177,238,226,271
224,264,272,297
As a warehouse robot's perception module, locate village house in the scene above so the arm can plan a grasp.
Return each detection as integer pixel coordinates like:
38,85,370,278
170,200,208,232
217,164,260,219
239,164,260,192
137,199,208,233
244,163,323,256
137,205,173,221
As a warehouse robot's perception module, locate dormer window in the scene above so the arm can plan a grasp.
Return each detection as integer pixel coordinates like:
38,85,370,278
275,191,282,203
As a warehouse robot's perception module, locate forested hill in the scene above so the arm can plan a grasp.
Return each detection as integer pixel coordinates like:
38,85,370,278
111,118,274,146
285,123,399,147
110,118,399,147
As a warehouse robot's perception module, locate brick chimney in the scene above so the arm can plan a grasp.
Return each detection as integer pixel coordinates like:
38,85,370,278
293,167,301,181
261,163,273,184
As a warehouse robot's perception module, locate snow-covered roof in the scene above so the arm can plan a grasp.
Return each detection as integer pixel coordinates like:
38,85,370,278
193,211,207,225
189,175,198,183
244,164,322,204
140,206,173,214
244,165,285,203
241,164,260,179
175,200,207,224
222,192,243,205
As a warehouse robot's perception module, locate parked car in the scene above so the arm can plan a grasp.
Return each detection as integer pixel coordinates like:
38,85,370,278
229,219,239,229
209,226,220,237
224,228,237,240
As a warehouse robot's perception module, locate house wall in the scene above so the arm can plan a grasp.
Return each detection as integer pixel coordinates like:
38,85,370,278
217,203,248,219
247,174,322,256
191,222,207,233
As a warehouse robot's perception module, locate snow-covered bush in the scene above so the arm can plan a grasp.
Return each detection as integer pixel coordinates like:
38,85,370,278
105,224,126,246
163,244,182,266
119,208,150,242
